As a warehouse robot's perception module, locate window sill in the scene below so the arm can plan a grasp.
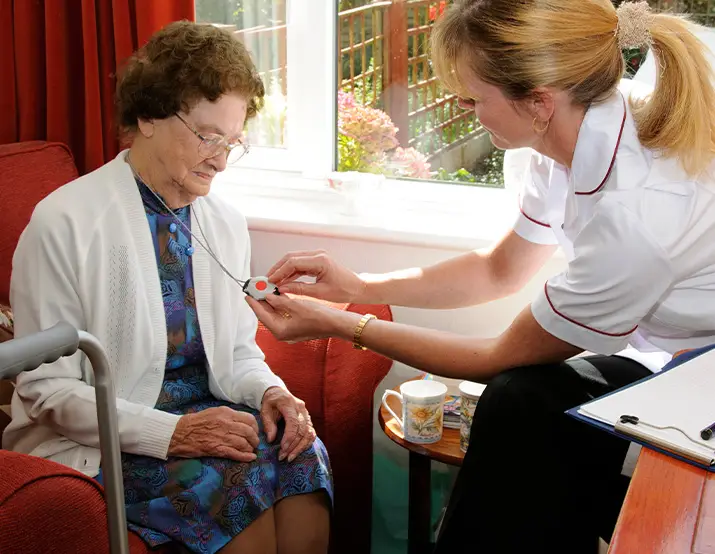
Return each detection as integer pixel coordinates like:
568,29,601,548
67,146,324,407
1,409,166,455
212,168,520,251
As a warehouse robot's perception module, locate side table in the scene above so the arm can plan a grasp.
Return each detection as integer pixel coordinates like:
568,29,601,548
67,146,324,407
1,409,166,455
378,380,465,554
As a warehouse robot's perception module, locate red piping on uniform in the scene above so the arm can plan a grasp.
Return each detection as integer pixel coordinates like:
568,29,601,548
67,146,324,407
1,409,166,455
543,283,637,337
520,204,550,227
576,94,627,196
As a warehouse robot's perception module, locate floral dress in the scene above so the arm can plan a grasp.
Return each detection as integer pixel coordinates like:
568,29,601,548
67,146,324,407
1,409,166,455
98,179,333,553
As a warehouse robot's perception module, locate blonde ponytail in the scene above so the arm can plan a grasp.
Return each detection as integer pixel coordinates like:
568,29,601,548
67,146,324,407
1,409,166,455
633,15,715,176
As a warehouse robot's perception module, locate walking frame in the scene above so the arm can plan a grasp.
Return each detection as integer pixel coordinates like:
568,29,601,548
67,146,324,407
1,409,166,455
0,322,129,554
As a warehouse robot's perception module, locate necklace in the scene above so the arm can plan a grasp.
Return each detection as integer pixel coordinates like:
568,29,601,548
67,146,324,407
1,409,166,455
126,156,247,288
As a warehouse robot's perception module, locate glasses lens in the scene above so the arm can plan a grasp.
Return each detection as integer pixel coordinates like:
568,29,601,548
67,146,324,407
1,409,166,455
198,136,224,159
227,144,248,165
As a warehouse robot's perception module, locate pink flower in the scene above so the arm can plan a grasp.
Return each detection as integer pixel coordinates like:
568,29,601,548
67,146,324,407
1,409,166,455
338,91,432,179
337,91,399,154
337,90,356,111
389,147,432,179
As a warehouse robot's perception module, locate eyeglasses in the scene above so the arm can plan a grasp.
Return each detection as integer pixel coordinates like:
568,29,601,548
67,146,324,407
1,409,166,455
175,113,249,165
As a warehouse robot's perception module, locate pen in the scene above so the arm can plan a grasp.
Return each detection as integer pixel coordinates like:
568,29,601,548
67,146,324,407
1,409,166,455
700,421,715,441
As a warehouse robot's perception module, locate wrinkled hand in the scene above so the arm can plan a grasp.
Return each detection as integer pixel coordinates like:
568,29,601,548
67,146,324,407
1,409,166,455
266,250,366,302
169,406,259,462
246,292,355,343
261,386,316,462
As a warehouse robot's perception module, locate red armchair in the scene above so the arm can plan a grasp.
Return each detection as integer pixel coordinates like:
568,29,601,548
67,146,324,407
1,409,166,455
0,141,393,554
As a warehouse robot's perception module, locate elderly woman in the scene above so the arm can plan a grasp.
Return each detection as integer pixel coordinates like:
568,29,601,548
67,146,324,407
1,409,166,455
249,1,715,553
3,21,331,554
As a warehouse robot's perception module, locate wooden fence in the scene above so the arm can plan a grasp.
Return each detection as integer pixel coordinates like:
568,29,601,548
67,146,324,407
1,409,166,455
223,1,475,158
339,0,476,158
338,2,390,109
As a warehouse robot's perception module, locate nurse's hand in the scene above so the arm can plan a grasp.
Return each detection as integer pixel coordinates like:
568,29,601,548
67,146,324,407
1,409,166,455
265,250,366,302
246,292,360,344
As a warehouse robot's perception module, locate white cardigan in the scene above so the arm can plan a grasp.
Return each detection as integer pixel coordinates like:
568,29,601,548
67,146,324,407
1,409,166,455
2,151,285,476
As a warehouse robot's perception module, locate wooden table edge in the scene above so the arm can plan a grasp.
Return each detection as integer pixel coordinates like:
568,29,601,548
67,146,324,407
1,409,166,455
608,447,712,554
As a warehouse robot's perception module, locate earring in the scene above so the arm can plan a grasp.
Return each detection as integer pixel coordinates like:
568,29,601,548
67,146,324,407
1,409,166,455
532,117,550,134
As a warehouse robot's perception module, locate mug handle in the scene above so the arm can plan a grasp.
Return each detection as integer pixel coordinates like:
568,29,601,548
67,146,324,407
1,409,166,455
382,390,404,430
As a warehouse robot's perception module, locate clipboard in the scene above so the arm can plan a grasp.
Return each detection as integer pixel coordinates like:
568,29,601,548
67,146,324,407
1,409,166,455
566,346,715,472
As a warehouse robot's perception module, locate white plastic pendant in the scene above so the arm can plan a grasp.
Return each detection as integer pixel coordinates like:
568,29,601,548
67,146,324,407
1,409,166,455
243,276,279,300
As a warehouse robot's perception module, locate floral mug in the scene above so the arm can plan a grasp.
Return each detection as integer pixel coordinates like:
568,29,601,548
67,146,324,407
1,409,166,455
459,381,486,453
382,380,447,444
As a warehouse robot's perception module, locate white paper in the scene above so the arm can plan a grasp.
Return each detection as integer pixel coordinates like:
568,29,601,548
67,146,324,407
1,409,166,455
578,349,715,460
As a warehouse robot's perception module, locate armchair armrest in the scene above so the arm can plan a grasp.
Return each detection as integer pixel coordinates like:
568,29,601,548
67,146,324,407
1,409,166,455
0,451,164,554
0,451,111,553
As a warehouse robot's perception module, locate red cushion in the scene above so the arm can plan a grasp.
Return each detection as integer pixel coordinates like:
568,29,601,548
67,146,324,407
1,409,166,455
0,451,117,553
0,142,78,304
0,451,171,553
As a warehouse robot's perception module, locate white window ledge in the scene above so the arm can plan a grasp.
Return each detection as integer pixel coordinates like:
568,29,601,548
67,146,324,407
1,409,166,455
212,168,520,251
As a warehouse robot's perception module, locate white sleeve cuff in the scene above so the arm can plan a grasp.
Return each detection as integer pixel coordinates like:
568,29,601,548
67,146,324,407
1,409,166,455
234,365,287,410
136,409,182,460
531,284,635,355
513,212,558,245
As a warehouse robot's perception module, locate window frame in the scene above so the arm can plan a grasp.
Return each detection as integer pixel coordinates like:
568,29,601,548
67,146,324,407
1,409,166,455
224,0,337,178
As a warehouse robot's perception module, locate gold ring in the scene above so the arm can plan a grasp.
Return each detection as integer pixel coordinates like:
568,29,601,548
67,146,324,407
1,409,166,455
282,312,292,319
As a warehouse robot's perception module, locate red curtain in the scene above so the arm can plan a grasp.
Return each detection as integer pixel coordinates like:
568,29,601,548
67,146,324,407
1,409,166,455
0,0,195,175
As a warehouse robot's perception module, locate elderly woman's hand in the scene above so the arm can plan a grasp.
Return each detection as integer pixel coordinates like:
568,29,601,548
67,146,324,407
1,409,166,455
169,406,260,462
261,387,317,463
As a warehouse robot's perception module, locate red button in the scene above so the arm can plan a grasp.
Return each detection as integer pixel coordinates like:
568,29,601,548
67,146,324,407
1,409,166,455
255,281,267,291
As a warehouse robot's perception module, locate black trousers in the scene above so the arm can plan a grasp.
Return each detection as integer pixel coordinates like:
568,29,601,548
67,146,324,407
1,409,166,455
434,355,651,554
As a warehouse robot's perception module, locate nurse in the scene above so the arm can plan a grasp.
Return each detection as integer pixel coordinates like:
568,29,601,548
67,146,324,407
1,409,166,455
248,1,715,552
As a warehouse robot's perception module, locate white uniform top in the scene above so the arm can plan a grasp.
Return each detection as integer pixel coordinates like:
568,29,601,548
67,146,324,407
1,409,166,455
506,78,715,364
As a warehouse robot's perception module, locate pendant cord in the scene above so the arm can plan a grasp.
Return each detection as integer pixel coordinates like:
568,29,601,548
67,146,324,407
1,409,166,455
125,155,246,287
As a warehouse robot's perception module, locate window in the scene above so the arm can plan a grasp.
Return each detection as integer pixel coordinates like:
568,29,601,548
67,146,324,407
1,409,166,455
195,0,336,175
196,1,713,190
195,0,500,188
336,0,504,189
196,0,287,148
